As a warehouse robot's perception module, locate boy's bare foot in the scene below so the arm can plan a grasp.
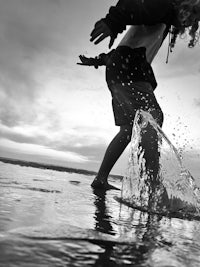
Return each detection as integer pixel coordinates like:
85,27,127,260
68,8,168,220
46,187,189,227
91,178,120,190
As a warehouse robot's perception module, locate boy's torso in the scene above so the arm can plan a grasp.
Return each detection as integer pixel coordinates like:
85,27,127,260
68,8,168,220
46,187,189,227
118,24,166,63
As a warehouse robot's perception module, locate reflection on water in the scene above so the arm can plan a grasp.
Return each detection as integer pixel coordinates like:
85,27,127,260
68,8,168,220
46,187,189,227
93,189,115,236
92,187,200,267
92,188,147,266
0,161,200,266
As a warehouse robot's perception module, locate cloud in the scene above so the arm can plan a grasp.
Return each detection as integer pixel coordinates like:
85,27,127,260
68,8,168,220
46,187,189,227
55,144,107,163
0,0,61,91
0,0,109,128
0,120,110,163
0,0,79,125
0,124,46,145
194,98,200,107
153,37,200,79
0,138,89,163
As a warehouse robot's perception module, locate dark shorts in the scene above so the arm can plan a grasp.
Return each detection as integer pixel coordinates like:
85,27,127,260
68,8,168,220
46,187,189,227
108,81,163,127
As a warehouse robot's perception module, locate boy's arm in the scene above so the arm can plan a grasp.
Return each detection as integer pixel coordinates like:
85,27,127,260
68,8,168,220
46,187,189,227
77,50,115,68
90,0,172,46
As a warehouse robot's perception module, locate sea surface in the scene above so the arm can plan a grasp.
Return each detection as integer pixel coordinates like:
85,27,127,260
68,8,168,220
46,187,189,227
1,160,200,267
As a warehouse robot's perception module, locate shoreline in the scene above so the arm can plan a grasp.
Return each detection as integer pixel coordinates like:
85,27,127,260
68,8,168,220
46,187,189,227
0,156,123,180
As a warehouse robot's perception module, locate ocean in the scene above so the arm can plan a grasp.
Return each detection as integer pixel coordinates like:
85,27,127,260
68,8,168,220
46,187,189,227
1,159,200,267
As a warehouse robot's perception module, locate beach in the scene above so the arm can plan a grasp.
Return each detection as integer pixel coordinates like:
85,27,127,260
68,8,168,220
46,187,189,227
0,159,200,267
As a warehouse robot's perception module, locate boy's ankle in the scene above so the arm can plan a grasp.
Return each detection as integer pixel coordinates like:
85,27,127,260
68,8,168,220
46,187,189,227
91,177,107,187
91,177,120,190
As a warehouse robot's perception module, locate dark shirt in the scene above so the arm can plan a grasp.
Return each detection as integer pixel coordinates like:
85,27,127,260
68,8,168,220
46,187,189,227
102,0,178,38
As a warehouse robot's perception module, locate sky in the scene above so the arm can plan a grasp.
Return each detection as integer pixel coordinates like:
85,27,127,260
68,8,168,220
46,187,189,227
0,0,200,176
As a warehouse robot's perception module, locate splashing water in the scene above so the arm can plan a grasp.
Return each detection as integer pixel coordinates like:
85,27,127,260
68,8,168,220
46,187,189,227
121,110,200,214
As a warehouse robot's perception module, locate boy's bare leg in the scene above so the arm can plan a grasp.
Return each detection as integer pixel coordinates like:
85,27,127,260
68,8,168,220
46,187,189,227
91,108,165,195
139,117,169,209
91,125,132,190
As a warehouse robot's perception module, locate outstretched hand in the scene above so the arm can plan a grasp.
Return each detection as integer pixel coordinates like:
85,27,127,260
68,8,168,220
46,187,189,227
90,20,115,48
77,55,98,68
77,55,92,66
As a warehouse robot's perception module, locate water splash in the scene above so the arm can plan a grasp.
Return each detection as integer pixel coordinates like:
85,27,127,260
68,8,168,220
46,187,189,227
121,110,200,214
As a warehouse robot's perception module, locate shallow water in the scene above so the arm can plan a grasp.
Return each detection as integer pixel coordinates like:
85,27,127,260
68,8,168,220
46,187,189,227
1,161,200,267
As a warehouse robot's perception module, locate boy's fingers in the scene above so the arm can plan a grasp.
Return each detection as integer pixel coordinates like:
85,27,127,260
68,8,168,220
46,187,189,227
90,20,110,42
78,55,94,66
90,27,100,39
90,28,105,42
79,55,85,61
94,33,109,45
90,21,113,45
77,63,94,67
79,55,90,64
109,36,115,49
79,55,86,59
77,62,90,66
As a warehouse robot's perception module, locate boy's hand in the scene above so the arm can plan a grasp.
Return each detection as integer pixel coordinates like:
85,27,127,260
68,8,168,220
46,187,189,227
77,55,98,68
90,20,115,48
77,55,92,66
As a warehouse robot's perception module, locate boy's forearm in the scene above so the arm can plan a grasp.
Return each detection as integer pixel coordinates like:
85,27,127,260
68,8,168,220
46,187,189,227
102,0,142,36
102,0,171,36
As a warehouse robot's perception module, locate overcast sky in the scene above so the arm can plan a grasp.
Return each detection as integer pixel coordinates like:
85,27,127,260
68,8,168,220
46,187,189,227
0,0,200,176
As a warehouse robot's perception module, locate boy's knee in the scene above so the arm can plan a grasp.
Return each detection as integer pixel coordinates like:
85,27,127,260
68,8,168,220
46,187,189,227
150,109,164,127
120,125,132,141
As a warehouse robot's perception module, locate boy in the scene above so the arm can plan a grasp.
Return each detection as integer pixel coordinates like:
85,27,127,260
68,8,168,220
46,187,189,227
78,24,165,190
86,0,200,190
